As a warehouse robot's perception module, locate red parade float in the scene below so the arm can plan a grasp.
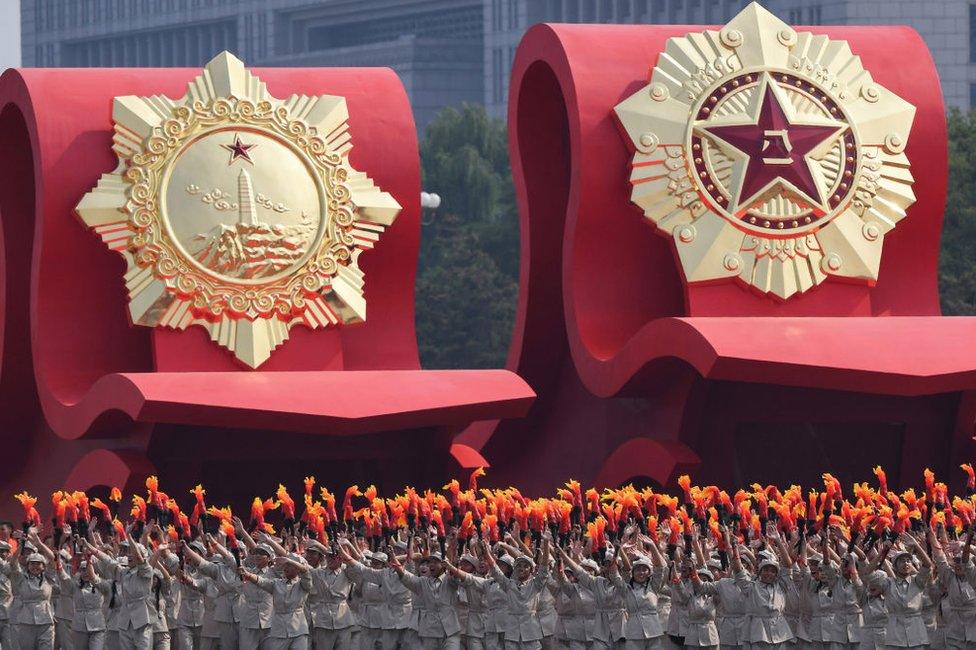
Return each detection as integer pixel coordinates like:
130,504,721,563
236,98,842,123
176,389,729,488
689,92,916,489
1,5,976,516
454,13,976,495
0,63,533,518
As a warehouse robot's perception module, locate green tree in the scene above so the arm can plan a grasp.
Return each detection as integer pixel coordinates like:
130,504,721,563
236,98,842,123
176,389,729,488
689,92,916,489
416,104,519,368
941,110,976,314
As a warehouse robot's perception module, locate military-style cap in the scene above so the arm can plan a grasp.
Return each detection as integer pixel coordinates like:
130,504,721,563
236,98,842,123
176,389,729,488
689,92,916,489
891,550,914,565
514,555,535,568
253,543,275,557
632,556,654,570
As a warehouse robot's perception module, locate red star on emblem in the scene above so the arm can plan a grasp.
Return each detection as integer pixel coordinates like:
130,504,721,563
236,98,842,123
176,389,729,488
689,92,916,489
221,135,257,165
699,74,847,214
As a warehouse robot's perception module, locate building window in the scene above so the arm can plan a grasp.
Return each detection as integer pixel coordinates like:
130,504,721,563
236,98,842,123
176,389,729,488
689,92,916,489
970,83,976,109
788,8,802,23
808,5,822,25
493,48,503,103
971,4,976,63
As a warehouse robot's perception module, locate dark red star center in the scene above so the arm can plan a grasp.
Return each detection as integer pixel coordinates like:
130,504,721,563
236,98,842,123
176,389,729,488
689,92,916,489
701,80,846,213
221,135,256,165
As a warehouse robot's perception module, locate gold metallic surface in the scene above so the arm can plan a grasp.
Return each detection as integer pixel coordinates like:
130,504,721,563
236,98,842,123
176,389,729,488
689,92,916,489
614,2,916,300
76,52,401,368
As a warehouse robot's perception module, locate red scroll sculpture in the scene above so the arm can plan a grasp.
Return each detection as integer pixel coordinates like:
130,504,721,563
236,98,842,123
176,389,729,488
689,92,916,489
0,62,533,516
454,15,976,494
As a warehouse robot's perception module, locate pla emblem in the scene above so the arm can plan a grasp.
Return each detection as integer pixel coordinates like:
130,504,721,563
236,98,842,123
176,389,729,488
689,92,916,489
614,3,916,300
76,52,401,367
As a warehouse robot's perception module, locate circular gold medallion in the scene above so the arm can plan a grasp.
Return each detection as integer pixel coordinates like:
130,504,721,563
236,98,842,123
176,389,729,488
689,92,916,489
76,53,402,368
614,4,916,300
162,128,325,284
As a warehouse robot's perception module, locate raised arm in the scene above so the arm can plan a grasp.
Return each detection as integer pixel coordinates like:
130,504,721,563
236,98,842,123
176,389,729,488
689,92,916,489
963,526,975,566
239,567,275,593
275,555,309,575
386,553,423,593
860,540,891,579
127,534,147,566
725,526,742,574
906,532,933,570
536,535,550,576
82,539,113,568
692,526,707,568
28,531,56,565
768,526,793,570
180,540,206,567
645,535,666,568
257,532,288,558
233,517,257,551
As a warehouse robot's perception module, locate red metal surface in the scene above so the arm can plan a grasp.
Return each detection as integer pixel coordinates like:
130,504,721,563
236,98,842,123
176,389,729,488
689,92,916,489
454,22,976,495
0,65,533,517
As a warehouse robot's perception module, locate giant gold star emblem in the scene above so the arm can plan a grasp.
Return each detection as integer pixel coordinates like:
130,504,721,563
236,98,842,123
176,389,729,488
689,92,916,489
75,52,401,367
614,2,916,300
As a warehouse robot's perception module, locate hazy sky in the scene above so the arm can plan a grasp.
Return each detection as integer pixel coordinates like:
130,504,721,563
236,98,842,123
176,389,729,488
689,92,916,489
0,0,20,71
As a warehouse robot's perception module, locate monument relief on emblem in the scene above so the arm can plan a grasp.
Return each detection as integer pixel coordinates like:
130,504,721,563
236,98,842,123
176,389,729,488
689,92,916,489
75,52,401,368
615,3,916,300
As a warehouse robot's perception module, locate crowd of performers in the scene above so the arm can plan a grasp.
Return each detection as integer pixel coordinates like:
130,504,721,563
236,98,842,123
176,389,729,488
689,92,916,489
3,466,976,649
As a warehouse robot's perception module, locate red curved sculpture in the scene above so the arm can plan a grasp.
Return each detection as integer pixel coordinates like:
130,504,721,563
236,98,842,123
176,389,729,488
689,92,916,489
0,64,533,517
455,17,976,494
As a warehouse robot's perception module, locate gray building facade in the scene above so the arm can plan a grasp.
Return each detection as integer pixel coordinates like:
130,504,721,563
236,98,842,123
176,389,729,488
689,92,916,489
485,0,975,117
21,0,483,132
19,0,976,132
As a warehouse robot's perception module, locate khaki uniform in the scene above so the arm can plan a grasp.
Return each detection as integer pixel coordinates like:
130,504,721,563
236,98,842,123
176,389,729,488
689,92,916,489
308,565,356,649
252,572,313,650
828,575,863,647
936,556,976,647
180,573,221,650
857,584,888,650
673,580,719,647
489,564,551,648
573,569,623,646
346,561,411,649
175,568,205,649
552,579,596,650
0,558,15,650
148,573,172,650
101,558,153,650
610,569,667,646
734,570,795,646
238,564,274,650
58,570,110,650
10,562,56,650
454,572,491,650
196,558,241,650
397,570,461,650
705,576,746,648
877,572,931,647
53,567,74,650
795,567,834,647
